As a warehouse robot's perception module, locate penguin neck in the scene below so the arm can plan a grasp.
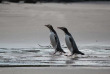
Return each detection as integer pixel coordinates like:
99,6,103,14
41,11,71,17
64,30,70,35
49,28,56,34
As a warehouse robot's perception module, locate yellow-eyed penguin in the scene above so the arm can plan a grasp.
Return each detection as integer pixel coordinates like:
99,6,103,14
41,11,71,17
45,24,65,54
57,27,84,56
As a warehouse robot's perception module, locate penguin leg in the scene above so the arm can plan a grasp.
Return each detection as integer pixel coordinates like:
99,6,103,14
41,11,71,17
65,54,73,57
53,50,57,55
60,52,64,55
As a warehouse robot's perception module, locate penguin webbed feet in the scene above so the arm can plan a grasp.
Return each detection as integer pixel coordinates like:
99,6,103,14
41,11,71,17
65,54,73,57
65,53,78,58
59,51,66,55
53,51,57,55
51,51,60,55
52,51,66,56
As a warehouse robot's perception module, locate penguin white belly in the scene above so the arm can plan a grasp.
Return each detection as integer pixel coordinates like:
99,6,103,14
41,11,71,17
50,32,57,49
65,35,73,53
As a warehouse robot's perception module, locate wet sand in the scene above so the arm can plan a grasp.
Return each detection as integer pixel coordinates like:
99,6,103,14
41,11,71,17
0,67,110,74
0,46,110,67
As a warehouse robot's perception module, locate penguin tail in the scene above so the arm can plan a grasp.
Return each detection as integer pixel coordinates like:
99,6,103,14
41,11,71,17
77,51,85,55
62,50,66,53
59,48,66,53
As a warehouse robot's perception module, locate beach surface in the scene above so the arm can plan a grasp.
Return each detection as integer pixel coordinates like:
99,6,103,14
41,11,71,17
0,2,110,73
0,67,110,74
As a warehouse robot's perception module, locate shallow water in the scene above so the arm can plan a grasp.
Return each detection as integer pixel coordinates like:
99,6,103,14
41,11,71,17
0,45,110,67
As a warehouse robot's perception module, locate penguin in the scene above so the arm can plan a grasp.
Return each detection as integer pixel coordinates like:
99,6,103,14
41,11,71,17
45,24,65,54
57,27,84,56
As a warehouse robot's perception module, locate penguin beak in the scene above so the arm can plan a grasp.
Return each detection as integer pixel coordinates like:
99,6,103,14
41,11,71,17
45,25,48,27
45,25,49,28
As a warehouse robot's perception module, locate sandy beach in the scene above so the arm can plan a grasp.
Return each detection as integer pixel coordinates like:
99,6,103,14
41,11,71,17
0,67,110,74
0,2,110,74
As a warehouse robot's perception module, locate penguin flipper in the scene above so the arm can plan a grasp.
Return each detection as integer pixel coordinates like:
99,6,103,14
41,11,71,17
54,35,57,44
54,35,58,51
69,37,74,51
55,35,65,53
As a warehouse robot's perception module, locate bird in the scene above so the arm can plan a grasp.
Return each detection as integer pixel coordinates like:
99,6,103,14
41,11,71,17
57,27,84,56
45,24,65,54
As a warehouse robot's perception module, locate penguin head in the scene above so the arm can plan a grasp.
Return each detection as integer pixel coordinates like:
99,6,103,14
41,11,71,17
45,24,53,30
57,27,68,32
57,27,69,34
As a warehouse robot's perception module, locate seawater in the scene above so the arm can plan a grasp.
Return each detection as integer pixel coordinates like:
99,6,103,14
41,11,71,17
0,45,110,67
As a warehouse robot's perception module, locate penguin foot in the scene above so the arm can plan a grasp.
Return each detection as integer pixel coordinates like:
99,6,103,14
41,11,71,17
53,51,57,55
65,55,72,57
59,52,64,55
